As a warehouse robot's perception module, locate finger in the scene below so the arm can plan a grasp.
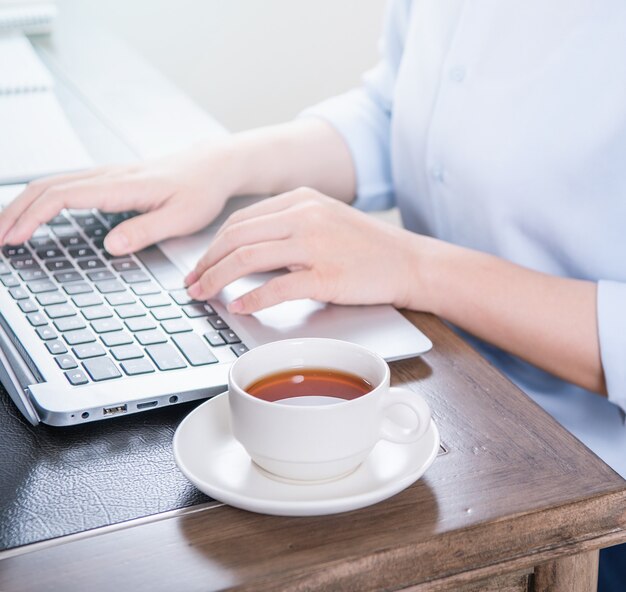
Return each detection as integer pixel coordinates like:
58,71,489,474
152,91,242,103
213,188,316,240
3,175,155,245
103,203,194,255
185,210,294,285
228,271,318,314
187,240,306,300
0,167,110,244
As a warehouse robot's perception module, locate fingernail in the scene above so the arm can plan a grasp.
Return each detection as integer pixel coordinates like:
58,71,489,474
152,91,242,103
104,232,130,254
187,282,201,299
228,299,243,314
184,271,198,286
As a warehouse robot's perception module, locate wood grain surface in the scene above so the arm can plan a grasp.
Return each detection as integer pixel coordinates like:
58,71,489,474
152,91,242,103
1,313,625,592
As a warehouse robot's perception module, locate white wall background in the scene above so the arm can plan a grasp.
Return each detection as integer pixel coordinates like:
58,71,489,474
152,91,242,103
56,0,387,131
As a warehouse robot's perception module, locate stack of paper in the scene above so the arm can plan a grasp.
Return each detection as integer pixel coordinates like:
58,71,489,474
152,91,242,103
0,32,92,184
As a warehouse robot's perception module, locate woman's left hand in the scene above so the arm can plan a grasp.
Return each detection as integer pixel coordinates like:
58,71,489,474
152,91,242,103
185,188,426,314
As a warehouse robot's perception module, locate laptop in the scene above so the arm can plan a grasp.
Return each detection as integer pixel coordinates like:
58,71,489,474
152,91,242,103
0,184,432,426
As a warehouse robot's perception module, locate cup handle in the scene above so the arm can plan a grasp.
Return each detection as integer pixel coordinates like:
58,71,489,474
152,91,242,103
379,387,431,444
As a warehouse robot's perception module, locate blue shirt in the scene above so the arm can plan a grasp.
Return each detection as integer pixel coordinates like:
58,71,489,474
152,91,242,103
304,0,626,478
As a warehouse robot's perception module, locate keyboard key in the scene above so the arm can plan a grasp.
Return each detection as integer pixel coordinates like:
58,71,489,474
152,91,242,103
26,312,47,326
140,293,171,308
46,340,68,355
125,316,157,332
100,331,134,347
65,368,89,385
19,268,47,281
45,259,74,272
72,293,103,307
63,282,92,295
182,303,215,317
151,306,181,321
67,246,95,259
134,246,184,290
44,303,76,319
92,237,105,250
48,213,68,226
121,270,149,284
85,225,106,239
11,256,39,270
170,289,195,306
3,245,29,257
82,305,113,321
105,292,135,306
120,358,155,376
63,329,96,346
60,236,88,248
91,318,123,333
36,247,63,260
27,279,57,294
9,287,28,300
82,357,122,381
55,354,78,370
18,299,38,313
73,342,106,359
135,329,167,346
77,257,105,270
160,319,192,334
36,292,67,306
51,225,77,238
96,279,126,294
110,344,143,360
36,326,57,340
131,282,160,296
115,304,145,319
54,316,87,332
112,260,139,272
1,275,19,287
219,329,241,344
74,214,100,228
204,331,226,347
231,344,249,357
207,316,229,330
145,343,187,371
172,333,218,366
87,270,115,282
54,270,83,283
29,237,55,249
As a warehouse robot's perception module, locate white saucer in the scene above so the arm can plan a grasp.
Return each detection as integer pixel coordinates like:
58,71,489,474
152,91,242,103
173,392,440,516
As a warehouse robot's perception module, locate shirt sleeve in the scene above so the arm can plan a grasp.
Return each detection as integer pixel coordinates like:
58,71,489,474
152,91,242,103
597,280,626,413
299,0,412,211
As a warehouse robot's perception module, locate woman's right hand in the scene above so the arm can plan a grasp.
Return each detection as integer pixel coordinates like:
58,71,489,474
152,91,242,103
0,144,240,256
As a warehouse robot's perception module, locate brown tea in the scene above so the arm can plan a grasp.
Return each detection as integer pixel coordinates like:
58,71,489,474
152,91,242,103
246,368,374,404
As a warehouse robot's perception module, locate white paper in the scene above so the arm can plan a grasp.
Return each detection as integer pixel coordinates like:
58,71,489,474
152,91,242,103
0,91,93,184
0,33,53,94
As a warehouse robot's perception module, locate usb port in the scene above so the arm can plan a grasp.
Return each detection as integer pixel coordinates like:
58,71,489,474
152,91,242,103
137,400,158,410
103,404,127,416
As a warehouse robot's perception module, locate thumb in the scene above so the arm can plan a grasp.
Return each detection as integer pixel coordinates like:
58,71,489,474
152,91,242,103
103,206,189,255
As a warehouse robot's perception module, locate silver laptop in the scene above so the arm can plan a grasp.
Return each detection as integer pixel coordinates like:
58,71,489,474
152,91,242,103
0,185,432,426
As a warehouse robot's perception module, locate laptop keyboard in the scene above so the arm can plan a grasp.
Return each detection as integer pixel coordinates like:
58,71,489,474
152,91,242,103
0,210,248,386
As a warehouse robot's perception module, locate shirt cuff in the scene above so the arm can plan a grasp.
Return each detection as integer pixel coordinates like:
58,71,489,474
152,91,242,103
597,280,626,412
300,88,394,211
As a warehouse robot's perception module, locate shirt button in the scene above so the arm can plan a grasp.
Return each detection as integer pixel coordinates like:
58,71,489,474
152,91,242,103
430,166,445,183
449,66,466,82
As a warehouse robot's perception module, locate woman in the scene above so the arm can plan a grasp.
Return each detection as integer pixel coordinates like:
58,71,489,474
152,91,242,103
0,1,624,587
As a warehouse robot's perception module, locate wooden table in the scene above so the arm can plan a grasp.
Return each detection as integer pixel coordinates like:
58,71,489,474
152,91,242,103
1,313,624,592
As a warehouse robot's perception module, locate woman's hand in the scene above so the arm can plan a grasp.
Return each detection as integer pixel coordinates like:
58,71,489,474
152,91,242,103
0,145,241,255
185,188,426,314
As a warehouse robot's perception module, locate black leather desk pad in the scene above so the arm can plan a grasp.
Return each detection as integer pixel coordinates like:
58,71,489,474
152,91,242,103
0,388,211,551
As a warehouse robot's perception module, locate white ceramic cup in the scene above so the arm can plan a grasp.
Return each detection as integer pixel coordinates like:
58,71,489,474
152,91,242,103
228,338,432,483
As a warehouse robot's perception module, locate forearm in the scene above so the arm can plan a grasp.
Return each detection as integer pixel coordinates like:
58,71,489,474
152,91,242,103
414,238,606,395
214,118,356,203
